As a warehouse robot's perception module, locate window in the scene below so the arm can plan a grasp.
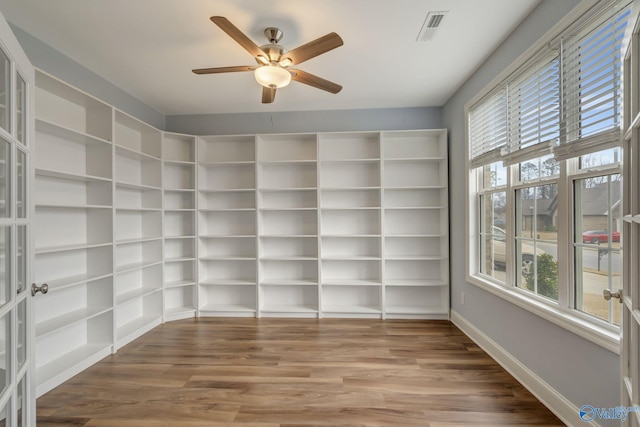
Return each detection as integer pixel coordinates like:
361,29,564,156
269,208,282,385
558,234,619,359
479,193,507,281
16,74,25,145
0,49,9,133
579,147,621,169
467,0,629,340
516,181,559,300
563,8,626,140
574,172,622,324
503,54,560,164
469,90,507,168
477,161,508,282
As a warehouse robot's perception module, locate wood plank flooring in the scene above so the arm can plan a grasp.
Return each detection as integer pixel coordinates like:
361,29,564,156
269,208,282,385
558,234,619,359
37,318,565,426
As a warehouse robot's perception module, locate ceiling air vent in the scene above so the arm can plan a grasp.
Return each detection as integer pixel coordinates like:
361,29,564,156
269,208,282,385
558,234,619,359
417,11,449,42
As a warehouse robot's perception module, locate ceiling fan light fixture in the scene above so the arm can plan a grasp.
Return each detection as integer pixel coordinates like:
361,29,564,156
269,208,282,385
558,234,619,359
254,64,291,88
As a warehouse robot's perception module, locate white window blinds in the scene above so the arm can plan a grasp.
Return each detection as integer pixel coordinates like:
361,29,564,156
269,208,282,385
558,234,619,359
469,88,507,168
502,51,560,165
553,3,629,161
468,0,630,167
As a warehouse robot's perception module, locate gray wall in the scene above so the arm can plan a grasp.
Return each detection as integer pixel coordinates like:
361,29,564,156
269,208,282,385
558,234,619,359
166,107,442,135
10,24,166,130
442,0,620,423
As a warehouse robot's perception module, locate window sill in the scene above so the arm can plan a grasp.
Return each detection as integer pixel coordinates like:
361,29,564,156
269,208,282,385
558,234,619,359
466,273,620,354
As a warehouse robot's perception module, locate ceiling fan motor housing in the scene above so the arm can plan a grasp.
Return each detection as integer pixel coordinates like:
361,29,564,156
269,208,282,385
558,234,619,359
259,44,285,63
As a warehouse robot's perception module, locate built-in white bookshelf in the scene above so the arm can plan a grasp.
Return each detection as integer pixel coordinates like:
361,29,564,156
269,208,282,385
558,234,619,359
163,133,197,320
34,71,114,396
32,69,449,397
192,130,448,318
382,130,449,318
113,111,163,347
197,135,257,315
257,134,319,317
319,132,382,316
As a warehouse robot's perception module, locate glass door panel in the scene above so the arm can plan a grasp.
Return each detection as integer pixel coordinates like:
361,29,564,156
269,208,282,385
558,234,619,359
0,139,9,219
0,50,9,133
0,227,9,309
15,150,24,219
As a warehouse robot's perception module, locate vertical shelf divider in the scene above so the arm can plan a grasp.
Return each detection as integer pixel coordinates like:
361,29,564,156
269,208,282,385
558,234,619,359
254,135,261,317
379,132,386,320
110,108,117,351
316,134,323,318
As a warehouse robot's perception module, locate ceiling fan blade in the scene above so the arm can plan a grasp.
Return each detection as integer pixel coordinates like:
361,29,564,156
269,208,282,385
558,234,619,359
262,86,276,104
192,65,254,75
282,33,343,65
290,69,342,94
210,16,265,59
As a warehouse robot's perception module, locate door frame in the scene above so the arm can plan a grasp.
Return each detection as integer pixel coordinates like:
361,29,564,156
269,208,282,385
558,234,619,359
621,1,640,425
0,7,35,427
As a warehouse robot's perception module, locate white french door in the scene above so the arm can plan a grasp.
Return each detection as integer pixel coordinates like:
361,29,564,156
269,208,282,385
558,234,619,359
0,7,35,427
622,2,640,425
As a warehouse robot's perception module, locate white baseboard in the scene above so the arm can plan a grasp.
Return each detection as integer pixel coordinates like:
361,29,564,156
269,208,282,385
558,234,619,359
451,310,595,427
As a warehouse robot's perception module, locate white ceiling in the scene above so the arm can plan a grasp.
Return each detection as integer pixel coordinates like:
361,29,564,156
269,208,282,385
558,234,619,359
0,0,540,116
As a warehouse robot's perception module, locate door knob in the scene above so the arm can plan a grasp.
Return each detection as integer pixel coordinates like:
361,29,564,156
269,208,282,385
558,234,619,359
31,283,48,296
603,288,622,302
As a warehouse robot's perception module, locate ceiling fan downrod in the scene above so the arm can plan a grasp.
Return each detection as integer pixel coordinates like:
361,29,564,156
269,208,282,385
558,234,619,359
264,27,283,44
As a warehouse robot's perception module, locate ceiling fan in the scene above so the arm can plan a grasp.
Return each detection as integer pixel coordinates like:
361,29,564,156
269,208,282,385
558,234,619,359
193,16,344,104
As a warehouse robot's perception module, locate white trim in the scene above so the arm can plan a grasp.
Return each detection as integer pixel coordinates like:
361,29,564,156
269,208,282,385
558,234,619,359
451,310,601,427
0,6,36,425
466,273,620,353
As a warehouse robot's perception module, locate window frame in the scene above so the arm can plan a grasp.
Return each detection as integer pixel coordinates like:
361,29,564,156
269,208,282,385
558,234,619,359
570,166,623,323
477,177,508,282
513,179,560,298
465,0,628,354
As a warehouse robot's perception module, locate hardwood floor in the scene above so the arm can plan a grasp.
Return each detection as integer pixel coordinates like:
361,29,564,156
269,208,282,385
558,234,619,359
37,318,565,426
